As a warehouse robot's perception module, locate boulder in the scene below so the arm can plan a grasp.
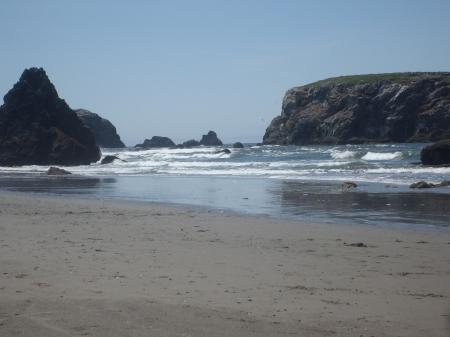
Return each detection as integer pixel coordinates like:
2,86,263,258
410,180,450,188
75,109,126,148
214,149,231,154
233,142,244,148
409,181,433,189
46,167,72,175
263,73,450,145
183,139,199,147
0,68,101,166
100,155,126,164
199,131,223,146
420,140,450,166
135,136,175,148
340,182,357,189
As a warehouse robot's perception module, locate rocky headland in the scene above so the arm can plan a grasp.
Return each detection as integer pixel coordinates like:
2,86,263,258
0,68,101,166
75,109,125,148
263,73,450,145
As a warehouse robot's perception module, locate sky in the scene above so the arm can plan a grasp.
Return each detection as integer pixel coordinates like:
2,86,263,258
1,1,450,146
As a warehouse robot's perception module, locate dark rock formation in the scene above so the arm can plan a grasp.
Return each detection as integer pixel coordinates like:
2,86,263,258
233,142,244,148
263,73,450,145
0,68,101,166
410,180,450,188
183,139,199,147
199,131,223,146
46,167,71,175
169,144,185,149
420,140,450,165
247,143,263,148
100,155,126,164
135,136,175,148
340,182,357,189
214,149,231,154
75,109,125,148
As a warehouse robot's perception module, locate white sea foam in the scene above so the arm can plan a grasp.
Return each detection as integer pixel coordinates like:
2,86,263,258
362,151,403,160
330,150,357,159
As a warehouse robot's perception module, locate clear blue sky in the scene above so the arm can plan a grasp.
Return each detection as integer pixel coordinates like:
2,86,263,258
1,0,449,145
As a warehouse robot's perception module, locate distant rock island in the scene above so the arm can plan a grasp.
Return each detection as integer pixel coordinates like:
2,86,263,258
135,131,223,149
0,68,101,166
75,109,125,148
199,131,223,146
263,72,450,145
135,136,176,148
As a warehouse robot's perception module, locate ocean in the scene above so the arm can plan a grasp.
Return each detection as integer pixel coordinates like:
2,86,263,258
0,143,449,231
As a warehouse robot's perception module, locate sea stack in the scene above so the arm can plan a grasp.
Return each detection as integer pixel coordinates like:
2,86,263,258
75,109,126,148
199,131,223,146
0,68,101,166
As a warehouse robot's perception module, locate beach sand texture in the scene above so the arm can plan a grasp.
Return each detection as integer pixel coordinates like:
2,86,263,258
1,192,449,336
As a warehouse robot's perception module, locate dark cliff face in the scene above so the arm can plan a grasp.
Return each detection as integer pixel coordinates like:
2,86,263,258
75,109,126,148
0,68,101,166
263,73,450,145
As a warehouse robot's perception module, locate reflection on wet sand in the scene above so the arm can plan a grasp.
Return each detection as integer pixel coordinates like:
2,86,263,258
0,176,117,195
270,180,449,229
0,175,448,230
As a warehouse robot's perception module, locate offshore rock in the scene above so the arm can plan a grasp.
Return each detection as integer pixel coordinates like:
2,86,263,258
420,139,450,166
135,136,175,148
46,167,72,175
169,144,185,149
183,139,199,147
100,155,126,164
199,131,223,146
263,73,450,145
75,109,125,148
214,148,231,154
0,68,101,166
233,142,244,148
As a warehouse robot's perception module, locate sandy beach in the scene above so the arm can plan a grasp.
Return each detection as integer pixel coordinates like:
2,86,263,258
0,191,449,336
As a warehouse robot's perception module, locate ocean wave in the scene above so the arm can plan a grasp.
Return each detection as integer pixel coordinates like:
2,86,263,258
330,150,357,159
362,151,403,160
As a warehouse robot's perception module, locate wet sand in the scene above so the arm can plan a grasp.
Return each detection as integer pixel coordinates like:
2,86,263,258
0,191,449,336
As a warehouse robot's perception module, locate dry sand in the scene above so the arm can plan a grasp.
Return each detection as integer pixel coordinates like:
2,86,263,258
0,191,449,336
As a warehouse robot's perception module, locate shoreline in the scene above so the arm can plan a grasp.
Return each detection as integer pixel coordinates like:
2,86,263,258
1,191,449,336
1,174,450,232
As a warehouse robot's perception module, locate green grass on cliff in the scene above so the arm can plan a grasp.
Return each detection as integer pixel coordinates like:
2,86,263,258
302,72,450,89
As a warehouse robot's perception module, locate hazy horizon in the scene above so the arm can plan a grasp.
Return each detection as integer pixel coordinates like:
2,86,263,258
1,1,449,146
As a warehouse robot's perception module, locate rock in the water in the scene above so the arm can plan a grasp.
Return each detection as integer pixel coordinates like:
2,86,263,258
0,68,101,166
199,131,223,146
100,155,125,164
75,109,126,148
233,142,244,148
410,181,433,188
46,167,72,175
214,149,231,154
183,139,199,147
340,182,357,189
410,180,450,188
420,139,450,166
263,73,450,145
169,144,185,149
135,136,175,148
